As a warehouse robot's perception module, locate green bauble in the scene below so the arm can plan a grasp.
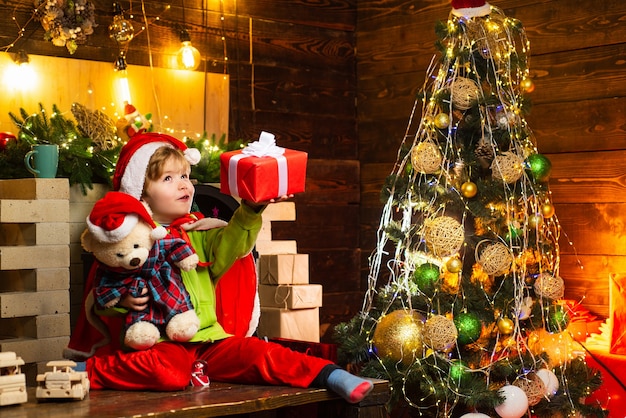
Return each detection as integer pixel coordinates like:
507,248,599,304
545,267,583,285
413,263,441,296
448,359,469,385
454,312,482,345
546,304,571,333
527,153,552,182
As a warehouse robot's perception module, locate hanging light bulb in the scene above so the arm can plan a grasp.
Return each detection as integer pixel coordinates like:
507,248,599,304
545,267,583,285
109,2,135,53
114,55,132,106
3,50,37,91
176,28,201,71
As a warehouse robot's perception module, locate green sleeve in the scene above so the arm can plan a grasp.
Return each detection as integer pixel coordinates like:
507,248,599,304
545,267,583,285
188,203,263,280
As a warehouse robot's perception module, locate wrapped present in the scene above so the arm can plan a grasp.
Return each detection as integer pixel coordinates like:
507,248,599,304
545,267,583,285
260,254,309,285
257,307,320,342
259,284,322,310
220,131,307,203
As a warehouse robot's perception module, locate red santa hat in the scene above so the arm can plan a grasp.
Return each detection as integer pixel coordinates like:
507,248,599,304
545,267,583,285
112,132,201,199
86,191,167,243
451,0,491,18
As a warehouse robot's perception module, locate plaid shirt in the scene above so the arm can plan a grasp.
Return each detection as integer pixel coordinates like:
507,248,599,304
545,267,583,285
94,237,196,330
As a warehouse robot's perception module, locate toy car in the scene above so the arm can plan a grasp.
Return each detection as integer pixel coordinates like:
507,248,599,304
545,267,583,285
36,360,89,401
0,351,27,406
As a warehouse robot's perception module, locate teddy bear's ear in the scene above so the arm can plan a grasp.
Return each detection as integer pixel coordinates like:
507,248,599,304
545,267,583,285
81,229,94,252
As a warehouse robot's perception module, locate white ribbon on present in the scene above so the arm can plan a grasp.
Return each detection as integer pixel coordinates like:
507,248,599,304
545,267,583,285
228,131,289,199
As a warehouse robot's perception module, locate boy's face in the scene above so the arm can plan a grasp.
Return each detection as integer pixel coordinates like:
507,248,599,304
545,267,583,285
142,159,194,224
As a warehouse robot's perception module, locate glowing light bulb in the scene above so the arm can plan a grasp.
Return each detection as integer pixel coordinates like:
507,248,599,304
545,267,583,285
113,56,132,106
3,50,37,91
177,29,201,71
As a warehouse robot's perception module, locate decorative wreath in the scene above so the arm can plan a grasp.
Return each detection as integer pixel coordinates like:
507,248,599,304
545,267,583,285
34,0,97,54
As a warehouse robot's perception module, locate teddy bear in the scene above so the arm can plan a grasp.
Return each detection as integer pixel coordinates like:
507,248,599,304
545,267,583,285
81,191,201,351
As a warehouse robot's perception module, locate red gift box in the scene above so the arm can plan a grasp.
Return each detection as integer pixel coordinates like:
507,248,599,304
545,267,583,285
220,132,307,203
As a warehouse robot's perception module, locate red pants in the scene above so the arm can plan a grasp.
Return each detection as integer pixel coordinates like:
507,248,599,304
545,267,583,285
87,336,333,391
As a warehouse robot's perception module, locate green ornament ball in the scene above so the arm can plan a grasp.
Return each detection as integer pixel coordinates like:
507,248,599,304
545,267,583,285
413,263,441,295
448,359,469,385
527,153,552,182
454,312,482,345
546,304,571,333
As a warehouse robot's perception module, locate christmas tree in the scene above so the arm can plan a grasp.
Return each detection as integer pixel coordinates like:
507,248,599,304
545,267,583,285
335,1,606,417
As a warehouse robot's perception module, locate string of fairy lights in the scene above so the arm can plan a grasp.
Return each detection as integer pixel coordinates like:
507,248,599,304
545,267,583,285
1,0,233,142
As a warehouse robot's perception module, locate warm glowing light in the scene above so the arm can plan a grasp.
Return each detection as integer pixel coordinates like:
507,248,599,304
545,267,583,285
113,56,132,106
3,50,37,92
177,41,201,71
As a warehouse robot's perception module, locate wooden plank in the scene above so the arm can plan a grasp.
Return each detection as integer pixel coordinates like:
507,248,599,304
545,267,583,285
554,203,626,256
548,151,626,204
228,111,358,160
529,97,626,154
531,43,626,105
0,380,390,418
231,64,355,118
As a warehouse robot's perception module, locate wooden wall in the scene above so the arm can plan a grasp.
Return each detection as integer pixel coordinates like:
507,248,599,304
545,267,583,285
0,0,359,342
1,0,624,341
357,0,626,318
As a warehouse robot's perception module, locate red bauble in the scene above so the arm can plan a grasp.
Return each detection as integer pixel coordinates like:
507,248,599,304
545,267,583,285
0,132,17,152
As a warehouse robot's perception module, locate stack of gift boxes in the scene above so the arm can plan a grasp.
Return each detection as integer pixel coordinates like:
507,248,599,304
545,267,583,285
220,131,322,343
255,203,323,343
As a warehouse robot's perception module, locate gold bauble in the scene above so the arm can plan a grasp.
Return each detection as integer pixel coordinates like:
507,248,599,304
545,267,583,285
446,257,463,273
541,203,555,218
372,310,424,363
460,181,478,198
521,78,535,93
434,113,450,129
528,214,543,228
497,317,514,335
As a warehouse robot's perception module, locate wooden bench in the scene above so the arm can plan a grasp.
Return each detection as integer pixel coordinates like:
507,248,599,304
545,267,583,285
0,379,390,418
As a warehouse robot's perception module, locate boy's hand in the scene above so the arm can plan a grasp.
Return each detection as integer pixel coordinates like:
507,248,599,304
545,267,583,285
118,287,149,311
243,194,294,212
181,217,228,231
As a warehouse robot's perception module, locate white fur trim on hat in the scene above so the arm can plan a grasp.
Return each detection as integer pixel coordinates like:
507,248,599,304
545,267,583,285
119,141,173,199
452,2,491,18
184,148,201,165
86,213,140,244
151,225,168,240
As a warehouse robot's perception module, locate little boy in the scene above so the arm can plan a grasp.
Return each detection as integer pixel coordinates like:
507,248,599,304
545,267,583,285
66,133,373,403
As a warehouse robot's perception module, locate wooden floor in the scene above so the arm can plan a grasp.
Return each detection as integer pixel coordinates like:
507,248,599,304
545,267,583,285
0,380,390,418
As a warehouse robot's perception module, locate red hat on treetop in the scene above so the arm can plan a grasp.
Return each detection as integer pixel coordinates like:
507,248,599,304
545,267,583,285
451,0,491,18
86,191,167,243
112,132,201,200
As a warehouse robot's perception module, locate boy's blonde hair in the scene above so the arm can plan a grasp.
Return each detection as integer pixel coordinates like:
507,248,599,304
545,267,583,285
143,146,191,196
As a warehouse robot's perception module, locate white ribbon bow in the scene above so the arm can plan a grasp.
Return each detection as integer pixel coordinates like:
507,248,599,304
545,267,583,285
242,131,285,157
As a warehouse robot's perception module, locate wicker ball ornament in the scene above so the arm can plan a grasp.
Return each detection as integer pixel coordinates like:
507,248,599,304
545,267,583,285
451,77,480,110
411,142,442,174
514,374,546,407
533,273,564,300
491,152,525,183
424,216,465,257
372,310,425,363
477,242,513,276
423,315,458,352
